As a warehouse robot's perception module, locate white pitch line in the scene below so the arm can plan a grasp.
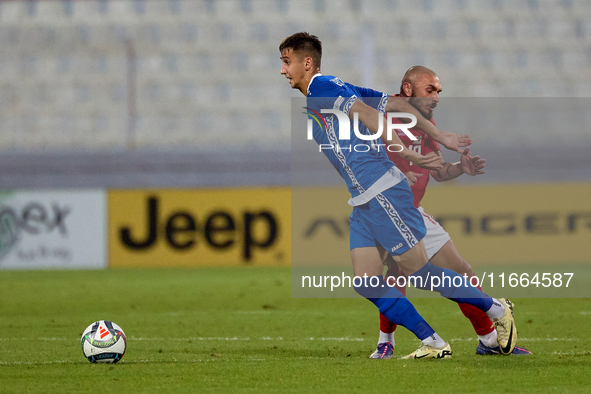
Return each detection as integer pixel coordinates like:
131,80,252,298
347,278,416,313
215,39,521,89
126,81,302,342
448,337,582,342
131,337,247,341
0,336,364,342
0,337,585,343
0,337,69,341
552,351,591,356
508,337,581,342
306,337,365,341
0,356,346,366
0,359,74,365
131,337,364,342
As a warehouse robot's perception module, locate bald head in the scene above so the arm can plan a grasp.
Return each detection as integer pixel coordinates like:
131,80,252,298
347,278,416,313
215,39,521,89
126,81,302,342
401,66,438,88
400,65,442,119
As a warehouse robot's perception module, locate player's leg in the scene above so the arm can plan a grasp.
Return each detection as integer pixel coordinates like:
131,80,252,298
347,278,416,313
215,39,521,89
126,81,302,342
430,240,532,355
430,241,496,344
419,209,499,349
366,184,517,354
352,184,456,359
371,248,406,359
370,184,498,314
394,240,516,354
374,239,505,357
350,246,451,360
422,205,531,355
350,208,450,360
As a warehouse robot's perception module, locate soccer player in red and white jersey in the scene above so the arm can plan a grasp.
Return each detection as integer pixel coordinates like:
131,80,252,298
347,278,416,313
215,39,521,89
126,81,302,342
370,66,532,358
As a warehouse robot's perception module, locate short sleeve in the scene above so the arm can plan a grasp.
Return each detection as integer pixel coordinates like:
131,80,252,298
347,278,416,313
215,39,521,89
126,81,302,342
346,84,389,115
308,76,358,116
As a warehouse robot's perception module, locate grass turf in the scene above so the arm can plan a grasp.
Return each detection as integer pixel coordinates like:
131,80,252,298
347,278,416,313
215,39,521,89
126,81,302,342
1,267,590,393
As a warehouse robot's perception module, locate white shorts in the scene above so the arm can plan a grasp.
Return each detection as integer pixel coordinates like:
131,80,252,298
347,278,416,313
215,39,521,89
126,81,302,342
418,206,451,260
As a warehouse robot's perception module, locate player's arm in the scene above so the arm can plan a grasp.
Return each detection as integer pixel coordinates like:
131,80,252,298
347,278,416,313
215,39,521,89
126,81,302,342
385,96,472,153
430,147,486,182
349,100,443,171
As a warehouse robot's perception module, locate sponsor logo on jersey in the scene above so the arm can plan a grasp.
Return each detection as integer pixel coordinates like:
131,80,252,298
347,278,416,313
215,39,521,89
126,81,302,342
390,243,404,252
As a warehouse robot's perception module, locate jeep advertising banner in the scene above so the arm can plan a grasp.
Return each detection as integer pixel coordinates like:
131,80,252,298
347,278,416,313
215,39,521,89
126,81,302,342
2,184,588,271
108,188,291,268
0,190,107,270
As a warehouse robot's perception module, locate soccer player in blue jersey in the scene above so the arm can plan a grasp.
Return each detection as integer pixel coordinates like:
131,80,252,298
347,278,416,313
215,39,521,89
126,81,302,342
280,32,518,359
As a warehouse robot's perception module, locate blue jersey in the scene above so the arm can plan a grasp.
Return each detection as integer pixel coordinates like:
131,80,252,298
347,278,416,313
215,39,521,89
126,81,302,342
306,74,402,199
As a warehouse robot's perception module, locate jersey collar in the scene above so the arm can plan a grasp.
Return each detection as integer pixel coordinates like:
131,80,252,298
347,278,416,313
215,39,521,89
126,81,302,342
307,73,322,95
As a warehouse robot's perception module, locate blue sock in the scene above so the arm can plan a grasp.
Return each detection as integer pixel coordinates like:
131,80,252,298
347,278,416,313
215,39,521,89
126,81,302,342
354,275,435,340
410,263,493,312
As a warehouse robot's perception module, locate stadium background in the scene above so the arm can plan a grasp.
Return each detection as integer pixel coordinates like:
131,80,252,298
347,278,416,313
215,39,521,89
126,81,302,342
0,0,590,271
2,2,591,392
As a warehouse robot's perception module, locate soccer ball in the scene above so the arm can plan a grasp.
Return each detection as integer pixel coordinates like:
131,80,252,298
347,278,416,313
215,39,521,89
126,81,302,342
81,320,127,363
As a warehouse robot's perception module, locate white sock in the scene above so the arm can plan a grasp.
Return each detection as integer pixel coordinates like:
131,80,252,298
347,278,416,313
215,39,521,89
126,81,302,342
378,330,394,345
421,333,446,348
478,329,499,348
485,298,505,319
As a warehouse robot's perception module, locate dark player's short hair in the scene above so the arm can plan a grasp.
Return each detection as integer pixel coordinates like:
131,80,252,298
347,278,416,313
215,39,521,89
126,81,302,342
279,32,322,69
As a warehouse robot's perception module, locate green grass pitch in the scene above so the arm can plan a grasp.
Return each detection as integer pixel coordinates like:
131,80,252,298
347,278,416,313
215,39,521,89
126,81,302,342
1,267,590,393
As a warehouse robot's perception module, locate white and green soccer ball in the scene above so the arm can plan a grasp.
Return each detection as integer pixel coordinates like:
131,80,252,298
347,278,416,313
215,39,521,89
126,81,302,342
81,320,127,363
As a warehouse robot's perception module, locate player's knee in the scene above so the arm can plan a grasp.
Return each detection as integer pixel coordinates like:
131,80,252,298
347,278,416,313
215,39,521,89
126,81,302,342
443,241,474,277
461,259,475,279
449,256,474,278
353,276,384,299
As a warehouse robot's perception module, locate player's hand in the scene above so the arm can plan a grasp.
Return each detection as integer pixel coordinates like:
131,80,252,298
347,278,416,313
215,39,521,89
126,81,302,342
460,147,486,176
439,131,472,153
405,171,423,187
400,150,443,171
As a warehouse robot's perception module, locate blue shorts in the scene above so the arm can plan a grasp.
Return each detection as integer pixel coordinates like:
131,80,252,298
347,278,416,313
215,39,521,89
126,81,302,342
349,179,426,256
